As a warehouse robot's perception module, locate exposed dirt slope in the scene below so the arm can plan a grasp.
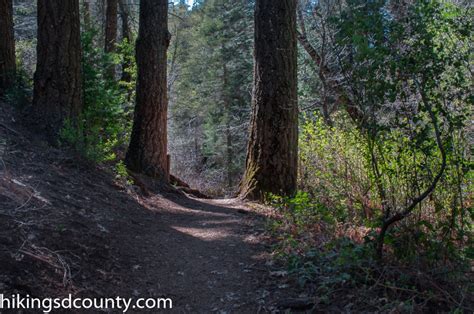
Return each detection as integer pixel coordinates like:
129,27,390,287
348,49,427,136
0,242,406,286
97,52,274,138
0,103,302,313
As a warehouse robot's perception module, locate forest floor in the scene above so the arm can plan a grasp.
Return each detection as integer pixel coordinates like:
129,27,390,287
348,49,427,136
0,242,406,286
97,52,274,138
0,102,311,313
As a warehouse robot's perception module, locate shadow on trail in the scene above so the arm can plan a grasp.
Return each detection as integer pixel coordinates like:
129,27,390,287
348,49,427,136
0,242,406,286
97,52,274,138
108,189,270,312
0,102,274,312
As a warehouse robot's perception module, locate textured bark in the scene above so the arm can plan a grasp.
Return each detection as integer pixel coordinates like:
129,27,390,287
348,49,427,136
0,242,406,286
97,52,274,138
239,0,298,200
104,0,118,78
223,60,232,189
82,1,91,28
32,0,83,139
0,0,15,94
125,0,170,181
118,0,130,43
118,0,131,83
105,0,118,53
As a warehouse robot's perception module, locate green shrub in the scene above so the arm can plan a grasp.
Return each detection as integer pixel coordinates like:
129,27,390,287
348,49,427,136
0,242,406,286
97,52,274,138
60,28,134,162
299,113,371,224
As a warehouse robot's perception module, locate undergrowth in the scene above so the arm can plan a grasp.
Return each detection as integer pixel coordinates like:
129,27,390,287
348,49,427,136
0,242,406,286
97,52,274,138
266,194,473,312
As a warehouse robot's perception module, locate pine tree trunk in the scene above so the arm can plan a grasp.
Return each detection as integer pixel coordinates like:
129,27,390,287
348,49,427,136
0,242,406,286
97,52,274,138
104,0,117,79
0,0,15,94
239,0,298,200
32,0,83,140
223,60,232,189
119,0,130,44
82,0,91,29
125,0,170,181
118,0,131,83
226,119,232,189
105,0,117,53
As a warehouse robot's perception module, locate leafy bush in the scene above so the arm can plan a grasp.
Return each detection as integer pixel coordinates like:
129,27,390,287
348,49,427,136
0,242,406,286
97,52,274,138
299,114,372,223
298,0,472,260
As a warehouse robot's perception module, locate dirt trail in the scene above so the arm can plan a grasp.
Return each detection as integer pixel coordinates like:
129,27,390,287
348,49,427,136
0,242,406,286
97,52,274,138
0,104,297,313
112,196,273,312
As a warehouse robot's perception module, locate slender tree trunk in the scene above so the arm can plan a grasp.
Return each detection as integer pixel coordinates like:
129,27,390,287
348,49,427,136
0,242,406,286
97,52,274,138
118,0,130,44
105,0,117,52
33,0,83,140
105,0,118,52
97,0,106,43
223,59,232,189
226,119,232,189
118,0,131,83
239,0,298,200
125,0,170,181
105,0,117,79
0,0,15,94
82,0,91,28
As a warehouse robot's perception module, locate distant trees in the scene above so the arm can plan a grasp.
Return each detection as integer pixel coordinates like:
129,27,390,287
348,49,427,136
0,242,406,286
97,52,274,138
168,0,253,195
239,0,298,200
32,0,83,139
0,0,15,94
125,0,170,180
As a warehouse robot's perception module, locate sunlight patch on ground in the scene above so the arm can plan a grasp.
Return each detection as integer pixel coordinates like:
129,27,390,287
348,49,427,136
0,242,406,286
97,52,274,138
171,226,231,241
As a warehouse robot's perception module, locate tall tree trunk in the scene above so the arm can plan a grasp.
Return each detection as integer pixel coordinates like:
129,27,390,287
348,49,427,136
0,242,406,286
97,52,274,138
105,0,117,52
82,0,91,29
239,0,298,200
105,0,117,78
0,0,15,94
118,0,131,83
33,0,83,140
225,118,232,189
222,59,232,189
97,0,106,43
125,0,170,181
118,0,130,44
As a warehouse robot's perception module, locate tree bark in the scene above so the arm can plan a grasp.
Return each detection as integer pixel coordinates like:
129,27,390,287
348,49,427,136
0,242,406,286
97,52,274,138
118,0,132,83
104,0,118,79
125,0,170,181
118,0,130,43
239,0,298,200
32,0,83,140
105,0,118,53
0,0,15,94
223,59,232,189
82,0,91,28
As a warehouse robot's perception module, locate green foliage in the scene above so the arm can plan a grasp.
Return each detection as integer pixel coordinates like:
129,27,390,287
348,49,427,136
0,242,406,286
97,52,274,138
330,0,472,258
299,113,371,223
270,0,472,310
113,160,134,185
114,160,128,179
116,38,137,103
267,192,337,254
60,28,133,162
